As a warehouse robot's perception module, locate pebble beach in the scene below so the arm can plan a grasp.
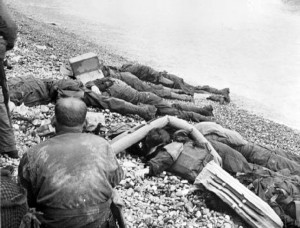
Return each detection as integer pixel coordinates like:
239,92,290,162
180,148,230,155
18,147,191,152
1,7,300,228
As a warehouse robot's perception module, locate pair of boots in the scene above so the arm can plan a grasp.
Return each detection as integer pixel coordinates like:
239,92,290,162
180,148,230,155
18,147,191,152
221,88,230,103
195,86,230,104
207,95,227,105
207,88,230,104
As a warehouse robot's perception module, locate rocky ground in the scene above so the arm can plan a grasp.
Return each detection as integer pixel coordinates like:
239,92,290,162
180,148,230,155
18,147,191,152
1,9,300,228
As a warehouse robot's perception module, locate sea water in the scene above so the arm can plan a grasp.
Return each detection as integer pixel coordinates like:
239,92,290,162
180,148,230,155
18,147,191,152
8,0,300,130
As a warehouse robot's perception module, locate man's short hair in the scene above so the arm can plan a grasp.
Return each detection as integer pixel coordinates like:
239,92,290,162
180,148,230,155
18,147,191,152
55,97,87,127
144,128,170,149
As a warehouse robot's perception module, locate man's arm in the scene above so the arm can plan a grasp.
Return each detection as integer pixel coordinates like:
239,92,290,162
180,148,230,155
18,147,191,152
18,153,37,208
146,149,174,176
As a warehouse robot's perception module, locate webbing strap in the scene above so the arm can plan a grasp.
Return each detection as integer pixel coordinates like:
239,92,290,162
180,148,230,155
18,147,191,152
40,198,112,218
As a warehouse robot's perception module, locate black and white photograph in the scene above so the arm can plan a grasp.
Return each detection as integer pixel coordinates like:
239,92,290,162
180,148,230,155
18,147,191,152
1,0,300,227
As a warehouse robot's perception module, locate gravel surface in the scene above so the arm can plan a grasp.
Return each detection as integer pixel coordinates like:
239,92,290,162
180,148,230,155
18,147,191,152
1,8,300,228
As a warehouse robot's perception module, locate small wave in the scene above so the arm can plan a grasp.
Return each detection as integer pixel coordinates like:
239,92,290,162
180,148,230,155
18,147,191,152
282,0,300,12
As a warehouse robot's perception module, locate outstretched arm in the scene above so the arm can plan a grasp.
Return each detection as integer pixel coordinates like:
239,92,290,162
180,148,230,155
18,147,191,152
146,149,174,177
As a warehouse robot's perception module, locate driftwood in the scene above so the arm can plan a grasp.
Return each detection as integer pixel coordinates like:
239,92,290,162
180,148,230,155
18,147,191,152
110,116,222,166
194,161,283,228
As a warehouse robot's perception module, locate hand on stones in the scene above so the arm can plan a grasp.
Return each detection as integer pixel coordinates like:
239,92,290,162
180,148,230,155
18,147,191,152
8,101,16,112
91,86,101,95
135,167,149,178
111,189,124,207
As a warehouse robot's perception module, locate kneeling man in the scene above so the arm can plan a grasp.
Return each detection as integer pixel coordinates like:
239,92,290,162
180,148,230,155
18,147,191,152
18,97,124,228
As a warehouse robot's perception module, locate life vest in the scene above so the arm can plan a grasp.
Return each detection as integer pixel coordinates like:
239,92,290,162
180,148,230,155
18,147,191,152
165,141,214,183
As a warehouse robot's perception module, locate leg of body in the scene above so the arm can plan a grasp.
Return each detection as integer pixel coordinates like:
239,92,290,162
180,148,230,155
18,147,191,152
108,70,190,101
142,85,192,101
114,71,175,100
169,92,193,102
176,110,215,122
271,148,300,164
196,85,230,102
207,138,253,174
162,73,195,96
156,103,214,122
141,81,187,96
120,63,174,87
0,60,18,157
234,143,300,175
136,91,164,106
172,103,213,116
0,100,17,153
84,91,157,120
195,85,229,95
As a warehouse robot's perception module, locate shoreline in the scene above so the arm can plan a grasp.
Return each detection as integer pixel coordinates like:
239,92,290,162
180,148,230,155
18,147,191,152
3,7,300,228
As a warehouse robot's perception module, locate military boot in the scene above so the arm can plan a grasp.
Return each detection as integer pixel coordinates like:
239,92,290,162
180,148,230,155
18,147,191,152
220,88,230,103
200,105,214,116
139,104,157,120
207,95,226,105
158,76,174,87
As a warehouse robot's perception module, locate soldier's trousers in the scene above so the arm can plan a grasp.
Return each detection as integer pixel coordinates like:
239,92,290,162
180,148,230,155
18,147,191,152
0,60,16,153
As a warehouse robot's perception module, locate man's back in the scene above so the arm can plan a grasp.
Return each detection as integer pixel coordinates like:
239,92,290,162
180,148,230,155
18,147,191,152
19,132,123,227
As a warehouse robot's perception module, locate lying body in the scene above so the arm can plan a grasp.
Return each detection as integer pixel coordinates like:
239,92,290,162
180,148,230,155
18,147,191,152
86,77,215,123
